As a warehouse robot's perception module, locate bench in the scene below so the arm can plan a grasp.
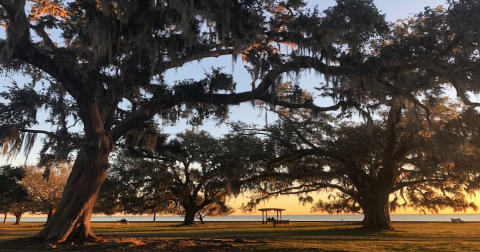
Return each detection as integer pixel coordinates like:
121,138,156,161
273,219,291,228
451,218,465,224
116,219,129,225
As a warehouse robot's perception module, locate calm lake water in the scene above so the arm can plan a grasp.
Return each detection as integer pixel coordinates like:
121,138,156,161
7,214,480,223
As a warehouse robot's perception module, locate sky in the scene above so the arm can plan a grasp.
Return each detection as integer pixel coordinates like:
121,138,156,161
2,0,469,216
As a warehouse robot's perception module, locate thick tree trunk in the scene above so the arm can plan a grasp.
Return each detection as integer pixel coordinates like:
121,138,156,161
183,207,196,225
361,193,393,230
14,213,22,225
35,136,111,242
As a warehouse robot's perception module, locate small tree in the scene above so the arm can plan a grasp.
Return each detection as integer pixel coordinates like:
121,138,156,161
9,201,31,225
22,165,70,222
94,168,127,217
96,155,176,222
0,165,28,224
194,201,235,224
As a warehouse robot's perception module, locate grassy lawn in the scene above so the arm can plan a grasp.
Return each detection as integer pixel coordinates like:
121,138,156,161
1,221,480,251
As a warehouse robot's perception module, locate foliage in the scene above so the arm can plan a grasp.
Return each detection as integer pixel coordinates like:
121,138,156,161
95,152,175,217
0,165,28,224
235,96,480,230
97,130,246,223
194,202,236,224
133,130,239,225
21,165,69,219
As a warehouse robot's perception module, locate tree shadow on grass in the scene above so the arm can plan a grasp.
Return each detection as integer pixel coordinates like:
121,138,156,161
0,236,273,251
292,224,401,237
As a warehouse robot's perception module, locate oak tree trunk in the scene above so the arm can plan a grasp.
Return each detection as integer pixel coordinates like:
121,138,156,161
14,213,22,225
361,193,393,230
35,134,112,242
183,207,196,225
360,101,401,231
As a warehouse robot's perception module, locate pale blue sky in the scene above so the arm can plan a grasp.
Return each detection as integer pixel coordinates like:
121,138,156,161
1,0,447,166
162,0,448,134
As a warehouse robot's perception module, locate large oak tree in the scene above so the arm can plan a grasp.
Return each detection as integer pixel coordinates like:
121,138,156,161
0,0,370,241
238,96,480,230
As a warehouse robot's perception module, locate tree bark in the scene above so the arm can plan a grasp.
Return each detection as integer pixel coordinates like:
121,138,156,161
46,207,55,223
153,212,156,223
35,133,112,242
183,207,196,225
361,193,393,230
14,213,22,225
3,212,6,223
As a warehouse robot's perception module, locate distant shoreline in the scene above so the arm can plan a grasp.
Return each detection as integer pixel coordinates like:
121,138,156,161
5,214,480,223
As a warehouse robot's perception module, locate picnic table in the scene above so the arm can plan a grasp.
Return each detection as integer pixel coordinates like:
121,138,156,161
116,219,129,225
451,218,465,224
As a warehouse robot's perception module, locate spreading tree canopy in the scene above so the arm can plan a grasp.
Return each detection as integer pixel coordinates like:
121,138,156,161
95,144,177,222
117,130,247,225
237,96,480,230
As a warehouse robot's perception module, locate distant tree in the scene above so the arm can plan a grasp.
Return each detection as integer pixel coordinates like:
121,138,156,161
120,129,260,225
22,165,70,222
94,167,127,217
8,201,31,225
0,165,28,225
154,131,233,225
98,126,268,224
125,160,176,223
96,154,176,222
194,201,236,224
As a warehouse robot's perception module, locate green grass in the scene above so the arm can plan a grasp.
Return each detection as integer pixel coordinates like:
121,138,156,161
2,221,480,251
90,221,480,238
1,221,479,237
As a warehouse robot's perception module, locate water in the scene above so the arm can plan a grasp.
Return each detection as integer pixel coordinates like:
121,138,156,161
6,214,480,223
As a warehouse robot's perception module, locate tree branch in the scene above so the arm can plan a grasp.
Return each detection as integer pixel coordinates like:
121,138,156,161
18,128,73,141
391,178,446,192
